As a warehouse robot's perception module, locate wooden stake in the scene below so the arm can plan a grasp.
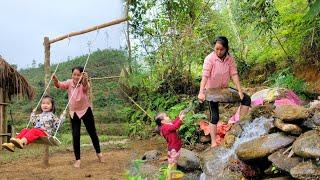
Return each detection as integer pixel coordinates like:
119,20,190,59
43,37,50,166
49,17,128,44
0,88,4,146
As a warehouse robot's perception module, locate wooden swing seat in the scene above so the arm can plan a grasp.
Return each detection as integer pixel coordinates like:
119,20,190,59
34,136,61,146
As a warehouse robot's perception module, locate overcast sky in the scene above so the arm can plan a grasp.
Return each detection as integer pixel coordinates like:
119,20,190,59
0,0,125,69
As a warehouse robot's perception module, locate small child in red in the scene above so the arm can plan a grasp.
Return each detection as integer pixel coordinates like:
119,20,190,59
155,111,185,169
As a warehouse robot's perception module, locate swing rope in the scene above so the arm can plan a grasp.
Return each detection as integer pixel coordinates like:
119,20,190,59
27,30,100,140
53,30,99,137
26,63,61,128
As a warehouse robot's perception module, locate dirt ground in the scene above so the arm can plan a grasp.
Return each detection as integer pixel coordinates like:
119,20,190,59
0,137,166,180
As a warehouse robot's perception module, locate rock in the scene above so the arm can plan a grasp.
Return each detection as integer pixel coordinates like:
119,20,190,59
228,156,257,178
274,118,302,135
205,88,240,102
200,168,244,180
221,134,236,148
236,133,295,161
290,161,320,180
142,150,161,161
303,112,320,130
200,146,230,177
311,112,320,125
227,123,244,137
292,130,320,158
194,143,206,151
250,105,274,119
200,135,210,143
262,177,292,180
182,170,202,180
177,148,200,171
268,148,302,172
275,105,309,121
140,163,159,179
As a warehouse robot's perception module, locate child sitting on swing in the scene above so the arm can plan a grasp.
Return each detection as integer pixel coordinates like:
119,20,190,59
2,95,65,152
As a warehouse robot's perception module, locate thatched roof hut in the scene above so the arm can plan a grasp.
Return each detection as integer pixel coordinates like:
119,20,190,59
0,58,35,100
0,58,35,145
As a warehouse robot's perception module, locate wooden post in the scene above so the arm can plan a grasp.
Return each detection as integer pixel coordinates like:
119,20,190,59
0,88,7,144
43,37,50,166
0,88,4,146
126,0,132,73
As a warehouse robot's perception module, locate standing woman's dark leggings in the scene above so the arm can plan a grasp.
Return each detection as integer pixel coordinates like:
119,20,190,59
71,107,101,160
208,92,251,124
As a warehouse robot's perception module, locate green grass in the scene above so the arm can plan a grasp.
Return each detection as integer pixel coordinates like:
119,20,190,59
0,134,128,162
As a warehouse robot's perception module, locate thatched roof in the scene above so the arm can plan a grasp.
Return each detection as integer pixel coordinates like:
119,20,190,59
0,58,35,100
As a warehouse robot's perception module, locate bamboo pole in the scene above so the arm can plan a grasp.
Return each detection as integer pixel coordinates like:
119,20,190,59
49,17,128,44
91,76,120,80
43,37,50,166
119,88,153,120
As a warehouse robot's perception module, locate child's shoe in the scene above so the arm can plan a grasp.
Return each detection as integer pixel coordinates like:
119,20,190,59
2,143,15,152
10,138,25,149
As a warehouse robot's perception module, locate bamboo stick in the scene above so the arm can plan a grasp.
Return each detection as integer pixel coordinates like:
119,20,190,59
49,17,128,44
91,76,120,80
119,88,153,120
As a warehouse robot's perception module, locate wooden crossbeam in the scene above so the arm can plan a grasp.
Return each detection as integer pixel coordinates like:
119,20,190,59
49,17,128,44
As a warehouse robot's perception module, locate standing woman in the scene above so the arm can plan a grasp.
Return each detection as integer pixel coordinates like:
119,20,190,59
52,66,104,168
198,36,251,147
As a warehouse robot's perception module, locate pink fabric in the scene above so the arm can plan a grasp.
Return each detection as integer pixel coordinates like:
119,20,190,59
198,120,232,145
274,98,298,107
16,128,47,144
228,98,264,124
168,149,180,164
216,122,232,145
57,79,91,118
285,90,301,105
252,98,264,106
274,90,301,107
199,120,210,135
202,52,238,89
228,107,241,124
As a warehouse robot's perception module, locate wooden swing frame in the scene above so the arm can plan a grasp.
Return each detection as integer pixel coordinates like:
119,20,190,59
41,8,128,166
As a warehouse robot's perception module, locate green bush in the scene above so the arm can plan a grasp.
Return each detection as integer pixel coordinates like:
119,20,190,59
266,67,307,96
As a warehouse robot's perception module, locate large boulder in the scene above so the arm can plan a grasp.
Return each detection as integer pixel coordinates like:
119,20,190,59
177,148,200,171
199,169,244,180
200,146,230,178
292,130,320,158
290,161,320,180
236,133,295,161
274,118,302,135
268,148,302,172
274,105,309,121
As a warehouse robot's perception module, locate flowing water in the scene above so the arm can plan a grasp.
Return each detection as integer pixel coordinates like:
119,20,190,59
201,117,274,179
